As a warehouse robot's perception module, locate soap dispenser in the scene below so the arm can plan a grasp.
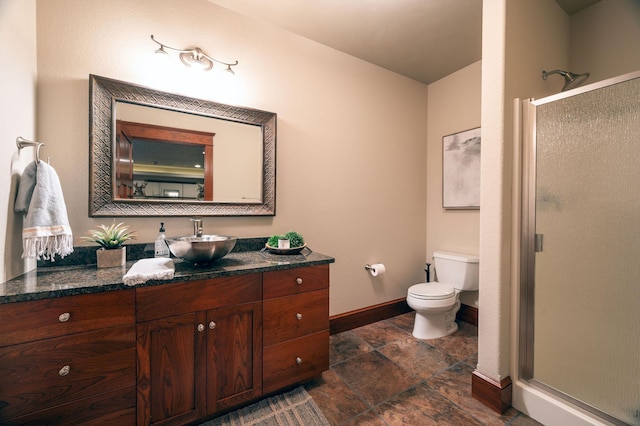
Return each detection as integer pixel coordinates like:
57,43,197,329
154,222,170,258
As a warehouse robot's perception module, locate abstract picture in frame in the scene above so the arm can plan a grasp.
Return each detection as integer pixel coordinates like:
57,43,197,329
442,127,481,209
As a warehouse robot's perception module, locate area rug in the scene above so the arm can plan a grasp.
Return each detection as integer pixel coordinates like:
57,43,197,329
201,386,331,426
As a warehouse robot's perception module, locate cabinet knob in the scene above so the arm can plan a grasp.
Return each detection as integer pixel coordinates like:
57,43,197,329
209,321,216,330
295,357,302,365
296,313,302,320
296,277,303,285
197,323,205,332
59,365,70,376
58,312,70,323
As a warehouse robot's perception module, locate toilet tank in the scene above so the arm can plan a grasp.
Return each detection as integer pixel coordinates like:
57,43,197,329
433,251,479,291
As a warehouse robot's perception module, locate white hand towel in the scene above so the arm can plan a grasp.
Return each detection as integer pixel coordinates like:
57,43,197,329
16,161,73,261
14,161,37,213
123,258,175,286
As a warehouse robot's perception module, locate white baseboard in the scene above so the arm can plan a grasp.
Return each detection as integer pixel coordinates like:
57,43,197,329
513,380,618,426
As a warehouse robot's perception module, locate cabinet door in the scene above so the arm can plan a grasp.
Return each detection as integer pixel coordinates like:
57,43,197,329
207,302,262,413
137,312,207,426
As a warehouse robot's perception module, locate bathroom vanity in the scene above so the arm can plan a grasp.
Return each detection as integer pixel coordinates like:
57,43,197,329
0,247,333,426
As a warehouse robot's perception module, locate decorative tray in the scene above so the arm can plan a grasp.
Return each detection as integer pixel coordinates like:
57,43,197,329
263,244,310,255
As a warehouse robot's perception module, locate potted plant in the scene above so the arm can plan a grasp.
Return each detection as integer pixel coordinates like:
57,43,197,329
83,221,136,268
266,231,306,254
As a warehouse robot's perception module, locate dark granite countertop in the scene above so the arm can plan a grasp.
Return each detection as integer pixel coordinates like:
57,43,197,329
0,238,334,304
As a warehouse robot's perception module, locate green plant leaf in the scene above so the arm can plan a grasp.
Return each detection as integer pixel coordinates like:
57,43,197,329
267,234,284,247
285,231,304,248
82,221,136,249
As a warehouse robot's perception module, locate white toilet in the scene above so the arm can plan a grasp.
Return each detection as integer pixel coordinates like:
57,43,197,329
406,251,479,339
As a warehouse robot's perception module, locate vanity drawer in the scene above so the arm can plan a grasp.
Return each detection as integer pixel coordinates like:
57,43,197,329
136,273,262,322
263,289,329,346
0,290,135,347
263,265,329,299
6,385,136,426
263,330,329,394
0,325,136,421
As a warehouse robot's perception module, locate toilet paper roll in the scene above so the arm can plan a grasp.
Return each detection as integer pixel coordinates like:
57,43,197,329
369,263,385,277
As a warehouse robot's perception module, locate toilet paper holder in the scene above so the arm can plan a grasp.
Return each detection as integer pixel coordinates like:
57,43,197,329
364,263,386,276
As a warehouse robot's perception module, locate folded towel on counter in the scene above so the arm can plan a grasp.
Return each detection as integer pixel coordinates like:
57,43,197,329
123,258,175,286
15,161,73,261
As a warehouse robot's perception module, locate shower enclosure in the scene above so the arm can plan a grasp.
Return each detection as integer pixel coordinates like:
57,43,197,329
521,71,640,426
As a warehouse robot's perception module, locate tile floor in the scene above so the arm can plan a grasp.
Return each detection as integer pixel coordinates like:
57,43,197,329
304,311,543,425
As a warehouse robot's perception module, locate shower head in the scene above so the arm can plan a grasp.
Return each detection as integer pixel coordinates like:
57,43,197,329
542,69,590,91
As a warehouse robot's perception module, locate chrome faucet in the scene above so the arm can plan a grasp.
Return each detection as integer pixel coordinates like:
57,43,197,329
191,218,203,237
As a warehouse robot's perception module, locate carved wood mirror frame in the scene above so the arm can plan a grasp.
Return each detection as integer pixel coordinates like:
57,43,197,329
89,74,276,217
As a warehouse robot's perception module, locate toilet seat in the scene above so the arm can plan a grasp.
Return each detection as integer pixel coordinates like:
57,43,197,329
408,282,455,300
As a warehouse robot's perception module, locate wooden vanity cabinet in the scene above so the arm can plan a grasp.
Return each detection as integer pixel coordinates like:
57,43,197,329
0,261,330,425
0,290,136,425
135,274,263,426
262,265,330,394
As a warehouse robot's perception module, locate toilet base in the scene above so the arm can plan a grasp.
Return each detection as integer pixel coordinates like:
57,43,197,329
411,300,460,340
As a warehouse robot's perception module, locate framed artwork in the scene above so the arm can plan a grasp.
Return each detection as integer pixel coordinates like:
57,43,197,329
442,127,481,209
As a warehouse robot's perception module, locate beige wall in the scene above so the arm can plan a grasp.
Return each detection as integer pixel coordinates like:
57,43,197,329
0,0,37,282
570,0,640,84
426,60,481,307
29,0,429,315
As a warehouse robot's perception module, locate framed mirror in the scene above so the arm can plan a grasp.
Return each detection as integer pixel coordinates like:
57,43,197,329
89,74,276,216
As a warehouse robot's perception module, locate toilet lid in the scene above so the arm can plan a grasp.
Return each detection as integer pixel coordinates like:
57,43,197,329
408,283,455,300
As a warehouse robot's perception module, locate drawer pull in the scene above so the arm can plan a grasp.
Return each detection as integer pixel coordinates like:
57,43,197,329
296,313,302,320
209,321,216,330
197,323,205,332
296,278,303,285
59,365,71,376
58,312,71,322
295,357,302,365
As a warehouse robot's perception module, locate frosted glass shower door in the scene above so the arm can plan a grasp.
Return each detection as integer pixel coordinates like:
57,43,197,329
529,74,640,425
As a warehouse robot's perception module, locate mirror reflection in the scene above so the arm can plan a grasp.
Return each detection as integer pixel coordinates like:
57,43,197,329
115,102,263,203
89,75,276,217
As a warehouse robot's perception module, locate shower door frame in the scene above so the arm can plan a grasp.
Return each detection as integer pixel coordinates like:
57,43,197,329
519,70,640,426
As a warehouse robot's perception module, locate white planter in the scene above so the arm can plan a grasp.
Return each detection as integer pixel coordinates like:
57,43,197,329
278,239,290,249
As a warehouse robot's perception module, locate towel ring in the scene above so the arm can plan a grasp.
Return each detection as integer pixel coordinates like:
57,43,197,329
17,136,45,164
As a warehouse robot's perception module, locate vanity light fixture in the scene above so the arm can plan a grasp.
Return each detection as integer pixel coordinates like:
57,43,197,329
151,35,238,74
